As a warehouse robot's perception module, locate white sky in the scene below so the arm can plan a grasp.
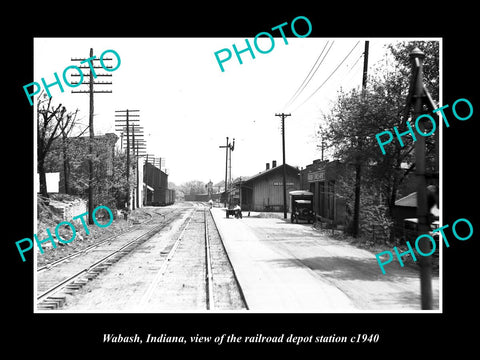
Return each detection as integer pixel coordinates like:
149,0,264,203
33,37,434,185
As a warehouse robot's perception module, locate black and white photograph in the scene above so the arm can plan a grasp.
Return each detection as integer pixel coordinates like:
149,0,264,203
32,37,441,313
7,5,478,354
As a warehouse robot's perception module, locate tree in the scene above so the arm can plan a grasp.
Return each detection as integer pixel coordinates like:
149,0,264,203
37,94,67,197
57,109,81,194
322,87,382,236
387,41,439,101
321,41,439,239
59,134,123,210
179,180,206,196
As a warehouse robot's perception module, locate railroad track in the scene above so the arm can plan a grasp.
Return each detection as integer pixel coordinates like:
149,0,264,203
134,205,247,311
37,203,246,311
36,209,156,273
36,207,186,310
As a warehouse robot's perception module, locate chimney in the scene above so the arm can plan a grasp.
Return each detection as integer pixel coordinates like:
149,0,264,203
266,163,270,170
272,160,277,168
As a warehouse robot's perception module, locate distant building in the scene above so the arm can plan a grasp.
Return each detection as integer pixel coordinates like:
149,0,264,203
143,162,175,205
236,160,300,212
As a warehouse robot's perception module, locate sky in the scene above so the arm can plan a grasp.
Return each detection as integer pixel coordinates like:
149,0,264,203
33,37,437,185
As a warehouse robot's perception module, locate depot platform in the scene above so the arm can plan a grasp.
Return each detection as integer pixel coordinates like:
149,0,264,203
209,207,440,312
210,208,356,312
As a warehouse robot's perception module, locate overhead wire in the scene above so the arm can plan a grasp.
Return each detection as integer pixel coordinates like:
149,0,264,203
284,40,334,110
292,41,361,112
333,48,364,90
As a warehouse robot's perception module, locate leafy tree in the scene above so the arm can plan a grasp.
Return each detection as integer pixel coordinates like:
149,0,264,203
180,180,206,196
321,41,439,239
37,94,67,197
61,135,126,210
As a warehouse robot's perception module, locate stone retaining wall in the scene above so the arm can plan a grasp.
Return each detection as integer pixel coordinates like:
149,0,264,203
48,198,87,220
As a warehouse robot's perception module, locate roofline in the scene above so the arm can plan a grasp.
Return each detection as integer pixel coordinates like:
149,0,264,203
243,163,299,183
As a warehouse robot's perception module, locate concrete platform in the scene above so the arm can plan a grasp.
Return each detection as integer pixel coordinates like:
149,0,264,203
210,208,440,313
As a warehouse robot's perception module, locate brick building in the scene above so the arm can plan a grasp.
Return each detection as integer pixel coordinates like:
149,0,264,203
300,159,346,225
143,162,175,205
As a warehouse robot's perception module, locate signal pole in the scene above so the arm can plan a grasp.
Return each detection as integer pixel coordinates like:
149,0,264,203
71,48,113,224
219,137,235,208
410,47,432,310
275,113,291,219
228,138,235,205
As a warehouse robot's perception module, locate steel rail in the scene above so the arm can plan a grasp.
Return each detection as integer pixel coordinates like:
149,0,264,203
204,208,214,310
36,214,178,304
208,207,249,310
36,210,171,273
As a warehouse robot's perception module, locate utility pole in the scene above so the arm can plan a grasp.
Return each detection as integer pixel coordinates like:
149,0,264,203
131,124,146,209
71,48,113,224
275,113,291,219
115,109,140,210
352,40,369,238
410,47,432,310
362,41,369,90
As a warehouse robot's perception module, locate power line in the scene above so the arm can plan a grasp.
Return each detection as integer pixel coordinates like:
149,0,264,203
284,40,333,109
333,49,364,91
346,52,364,75
293,41,361,112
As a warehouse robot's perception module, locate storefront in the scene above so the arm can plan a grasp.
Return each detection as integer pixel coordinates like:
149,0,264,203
301,160,345,225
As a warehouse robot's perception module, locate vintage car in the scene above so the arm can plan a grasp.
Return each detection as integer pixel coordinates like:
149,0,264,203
289,190,316,224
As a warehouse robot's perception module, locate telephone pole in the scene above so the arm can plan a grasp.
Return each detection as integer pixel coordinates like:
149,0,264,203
115,109,140,210
352,40,369,238
131,124,146,209
71,48,113,224
275,113,291,219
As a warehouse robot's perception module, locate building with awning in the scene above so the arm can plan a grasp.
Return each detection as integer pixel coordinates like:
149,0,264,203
300,159,346,225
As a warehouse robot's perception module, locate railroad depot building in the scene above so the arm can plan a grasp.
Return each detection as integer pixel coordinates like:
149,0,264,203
300,159,346,226
233,161,300,212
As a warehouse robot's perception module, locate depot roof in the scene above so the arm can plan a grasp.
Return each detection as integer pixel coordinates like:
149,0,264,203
242,163,299,184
